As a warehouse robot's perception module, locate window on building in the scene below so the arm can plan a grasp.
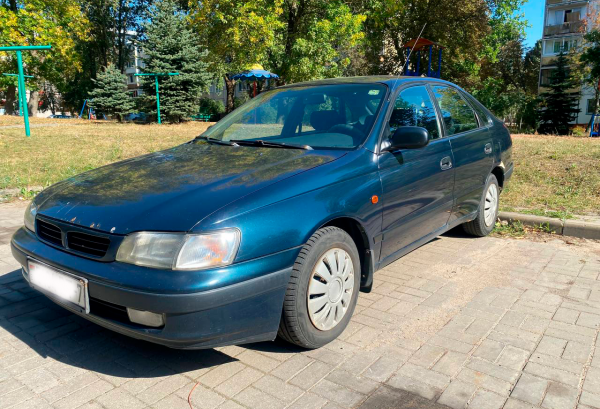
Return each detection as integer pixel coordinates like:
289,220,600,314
129,75,134,83
554,41,562,53
540,69,554,86
550,10,563,25
588,99,598,115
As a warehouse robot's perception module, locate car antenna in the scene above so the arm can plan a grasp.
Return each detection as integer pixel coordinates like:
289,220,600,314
393,23,427,90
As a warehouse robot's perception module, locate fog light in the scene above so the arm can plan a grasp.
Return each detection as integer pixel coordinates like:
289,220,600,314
126,308,164,328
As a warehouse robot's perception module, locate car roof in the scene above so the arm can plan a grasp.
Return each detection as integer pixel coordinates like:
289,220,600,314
277,75,455,90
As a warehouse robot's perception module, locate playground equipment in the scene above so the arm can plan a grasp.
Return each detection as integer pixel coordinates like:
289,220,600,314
232,64,279,97
3,72,34,116
134,72,179,124
591,114,599,137
403,38,444,78
0,45,51,136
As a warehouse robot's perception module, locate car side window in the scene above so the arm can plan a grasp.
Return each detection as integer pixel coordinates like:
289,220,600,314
465,95,492,127
431,86,478,136
388,86,440,140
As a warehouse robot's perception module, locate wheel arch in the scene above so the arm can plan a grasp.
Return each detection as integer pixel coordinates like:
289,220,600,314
491,166,504,189
319,217,374,293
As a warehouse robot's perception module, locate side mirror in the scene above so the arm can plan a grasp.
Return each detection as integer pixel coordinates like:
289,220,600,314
383,126,430,151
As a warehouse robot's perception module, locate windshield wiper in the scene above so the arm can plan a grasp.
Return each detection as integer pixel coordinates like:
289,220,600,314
195,136,239,146
231,139,313,150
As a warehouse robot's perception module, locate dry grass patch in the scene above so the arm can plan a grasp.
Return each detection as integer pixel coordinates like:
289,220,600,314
0,120,211,190
502,134,600,216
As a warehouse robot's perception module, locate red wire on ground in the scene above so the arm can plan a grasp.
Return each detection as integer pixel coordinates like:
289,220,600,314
188,382,200,409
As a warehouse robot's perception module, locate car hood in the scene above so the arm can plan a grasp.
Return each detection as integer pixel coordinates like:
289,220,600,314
35,141,343,234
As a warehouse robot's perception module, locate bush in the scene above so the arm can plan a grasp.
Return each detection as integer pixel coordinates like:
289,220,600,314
234,95,249,109
572,126,587,137
198,97,225,115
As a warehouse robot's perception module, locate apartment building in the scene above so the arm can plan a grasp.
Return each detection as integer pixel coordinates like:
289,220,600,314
540,0,599,125
124,32,146,98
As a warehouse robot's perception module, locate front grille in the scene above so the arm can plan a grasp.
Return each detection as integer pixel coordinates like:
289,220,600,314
67,231,110,258
36,219,63,246
35,216,117,260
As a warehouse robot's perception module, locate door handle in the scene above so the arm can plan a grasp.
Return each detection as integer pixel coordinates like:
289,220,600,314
484,143,493,154
440,156,452,171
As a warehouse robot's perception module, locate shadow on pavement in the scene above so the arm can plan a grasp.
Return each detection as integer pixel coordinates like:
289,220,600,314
359,385,451,409
0,268,300,380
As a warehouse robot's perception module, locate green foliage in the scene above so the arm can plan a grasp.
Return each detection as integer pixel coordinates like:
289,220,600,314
141,0,211,123
88,64,135,121
538,50,580,135
270,1,366,83
0,0,88,113
579,30,600,118
473,38,541,130
198,97,225,115
189,0,283,112
581,30,600,84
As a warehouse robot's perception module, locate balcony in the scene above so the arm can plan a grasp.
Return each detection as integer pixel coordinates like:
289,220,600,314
547,0,589,4
544,20,585,36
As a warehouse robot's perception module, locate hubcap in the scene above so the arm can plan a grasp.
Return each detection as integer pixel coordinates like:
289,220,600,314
307,248,355,331
484,183,499,227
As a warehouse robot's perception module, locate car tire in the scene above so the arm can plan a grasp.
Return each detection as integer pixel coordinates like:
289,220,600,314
278,226,361,349
463,173,500,237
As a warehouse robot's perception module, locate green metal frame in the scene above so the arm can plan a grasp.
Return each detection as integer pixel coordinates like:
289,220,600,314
134,72,179,124
3,73,34,117
0,45,51,136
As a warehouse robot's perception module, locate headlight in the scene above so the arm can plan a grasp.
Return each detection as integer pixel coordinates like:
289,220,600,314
24,201,37,232
116,229,240,270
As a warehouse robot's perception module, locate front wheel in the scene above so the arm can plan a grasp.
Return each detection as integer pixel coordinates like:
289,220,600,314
278,227,360,349
463,174,500,237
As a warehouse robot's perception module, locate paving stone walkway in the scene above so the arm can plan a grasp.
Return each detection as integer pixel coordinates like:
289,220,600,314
1,202,600,409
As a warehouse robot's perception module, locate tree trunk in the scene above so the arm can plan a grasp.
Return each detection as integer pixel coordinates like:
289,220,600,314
28,91,39,117
224,75,236,113
5,85,16,115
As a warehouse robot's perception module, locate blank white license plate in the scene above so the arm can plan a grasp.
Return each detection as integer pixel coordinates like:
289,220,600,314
28,260,89,313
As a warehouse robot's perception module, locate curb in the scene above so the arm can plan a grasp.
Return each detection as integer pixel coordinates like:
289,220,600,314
498,212,600,240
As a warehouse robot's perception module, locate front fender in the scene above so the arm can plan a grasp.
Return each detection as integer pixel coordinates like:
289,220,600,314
196,149,383,265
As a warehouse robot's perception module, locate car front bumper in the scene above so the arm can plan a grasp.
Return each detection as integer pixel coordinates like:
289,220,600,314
11,227,297,349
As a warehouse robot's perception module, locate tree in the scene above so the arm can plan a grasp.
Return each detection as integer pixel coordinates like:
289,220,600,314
0,0,88,115
140,0,211,122
579,30,600,128
268,1,366,84
473,38,541,131
88,64,134,121
538,50,580,135
189,0,284,113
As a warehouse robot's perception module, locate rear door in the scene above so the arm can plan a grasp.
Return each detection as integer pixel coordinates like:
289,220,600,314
378,85,455,264
430,85,493,223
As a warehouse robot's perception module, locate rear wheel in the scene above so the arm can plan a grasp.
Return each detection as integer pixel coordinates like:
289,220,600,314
463,174,499,237
278,227,360,349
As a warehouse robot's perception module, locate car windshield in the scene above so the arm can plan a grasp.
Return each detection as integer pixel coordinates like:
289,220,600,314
200,83,387,150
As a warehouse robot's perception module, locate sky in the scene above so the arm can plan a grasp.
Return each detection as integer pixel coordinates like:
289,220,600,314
521,0,545,48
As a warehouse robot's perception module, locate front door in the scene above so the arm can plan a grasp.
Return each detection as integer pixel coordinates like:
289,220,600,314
378,85,455,264
430,85,493,222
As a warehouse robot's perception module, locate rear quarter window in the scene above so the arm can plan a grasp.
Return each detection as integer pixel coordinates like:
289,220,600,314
464,95,493,127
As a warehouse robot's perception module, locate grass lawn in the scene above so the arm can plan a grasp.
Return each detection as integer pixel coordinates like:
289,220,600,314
0,117,211,193
1,119,599,217
501,134,600,217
